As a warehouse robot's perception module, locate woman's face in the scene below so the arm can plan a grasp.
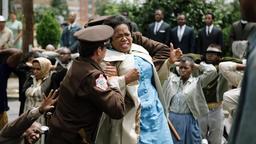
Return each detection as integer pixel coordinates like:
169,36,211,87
111,24,132,53
179,61,193,81
32,62,41,80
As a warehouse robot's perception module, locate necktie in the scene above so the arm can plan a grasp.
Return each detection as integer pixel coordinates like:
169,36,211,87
154,23,159,34
178,26,182,41
207,26,210,36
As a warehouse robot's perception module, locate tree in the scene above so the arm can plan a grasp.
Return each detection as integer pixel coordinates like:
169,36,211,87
51,0,69,21
22,0,33,53
36,11,61,49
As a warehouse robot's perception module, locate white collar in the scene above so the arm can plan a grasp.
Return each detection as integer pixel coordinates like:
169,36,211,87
207,24,213,29
178,24,186,29
155,20,163,25
241,20,248,24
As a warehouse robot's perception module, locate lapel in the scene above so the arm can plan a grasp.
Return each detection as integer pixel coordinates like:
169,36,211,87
151,23,156,31
158,22,163,32
180,26,188,42
244,23,256,35
174,27,179,41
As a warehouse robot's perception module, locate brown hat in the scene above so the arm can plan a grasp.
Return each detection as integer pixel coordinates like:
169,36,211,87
74,25,114,43
84,15,113,27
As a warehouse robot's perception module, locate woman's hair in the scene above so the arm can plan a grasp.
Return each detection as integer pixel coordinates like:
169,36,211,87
103,15,132,33
180,56,195,67
79,42,104,58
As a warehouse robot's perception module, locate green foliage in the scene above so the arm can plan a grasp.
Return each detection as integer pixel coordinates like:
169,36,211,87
34,6,50,24
36,11,61,49
96,1,140,25
51,0,69,20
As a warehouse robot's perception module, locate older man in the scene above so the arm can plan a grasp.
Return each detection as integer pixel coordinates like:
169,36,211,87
0,90,58,144
0,15,13,49
60,13,81,53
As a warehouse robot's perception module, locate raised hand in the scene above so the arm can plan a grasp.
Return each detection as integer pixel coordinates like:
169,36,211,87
169,43,183,64
38,90,58,114
104,65,118,77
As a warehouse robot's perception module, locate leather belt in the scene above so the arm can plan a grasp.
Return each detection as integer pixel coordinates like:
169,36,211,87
207,102,222,110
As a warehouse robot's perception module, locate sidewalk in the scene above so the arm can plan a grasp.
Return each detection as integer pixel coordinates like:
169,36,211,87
7,77,19,99
7,77,20,121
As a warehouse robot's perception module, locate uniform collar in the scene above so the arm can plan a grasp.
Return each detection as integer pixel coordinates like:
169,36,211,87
78,57,103,71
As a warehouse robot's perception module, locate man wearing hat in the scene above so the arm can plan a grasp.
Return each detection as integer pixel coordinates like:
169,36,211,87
46,25,126,144
0,15,13,49
198,44,230,144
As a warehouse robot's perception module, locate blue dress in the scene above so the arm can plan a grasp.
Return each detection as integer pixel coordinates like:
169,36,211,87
134,56,173,144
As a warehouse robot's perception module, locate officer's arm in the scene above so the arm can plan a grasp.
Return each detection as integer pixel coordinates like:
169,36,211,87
88,72,125,119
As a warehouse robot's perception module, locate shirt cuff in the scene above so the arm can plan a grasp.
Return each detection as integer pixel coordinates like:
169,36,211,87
27,107,42,120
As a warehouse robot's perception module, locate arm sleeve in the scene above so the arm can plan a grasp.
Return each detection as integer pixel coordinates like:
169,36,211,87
0,108,41,138
198,62,218,88
86,72,125,119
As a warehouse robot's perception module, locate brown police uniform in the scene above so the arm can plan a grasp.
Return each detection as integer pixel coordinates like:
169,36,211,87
46,25,125,144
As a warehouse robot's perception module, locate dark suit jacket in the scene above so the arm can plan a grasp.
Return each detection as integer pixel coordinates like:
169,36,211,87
197,26,224,54
228,21,256,54
230,21,256,42
147,21,170,45
60,24,81,53
167,25,195,53
0,110,40,144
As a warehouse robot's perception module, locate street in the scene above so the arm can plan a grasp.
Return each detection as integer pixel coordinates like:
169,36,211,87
7,77,20,122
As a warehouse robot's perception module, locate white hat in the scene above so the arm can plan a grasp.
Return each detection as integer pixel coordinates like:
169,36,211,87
0,15,6,22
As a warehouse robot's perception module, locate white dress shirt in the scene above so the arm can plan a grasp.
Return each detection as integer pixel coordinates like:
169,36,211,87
154,20,163,34
206,24,213,36
177,25,186,41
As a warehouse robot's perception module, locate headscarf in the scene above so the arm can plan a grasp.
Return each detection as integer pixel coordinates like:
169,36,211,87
32,57,52,80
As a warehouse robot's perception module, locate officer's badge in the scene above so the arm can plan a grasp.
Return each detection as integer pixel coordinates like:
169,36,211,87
96,74,108,91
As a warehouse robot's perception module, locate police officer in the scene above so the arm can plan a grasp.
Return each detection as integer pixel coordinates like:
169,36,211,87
46,25,126,144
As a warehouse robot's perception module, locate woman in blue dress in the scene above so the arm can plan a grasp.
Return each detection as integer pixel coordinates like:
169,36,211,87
96,15,173,144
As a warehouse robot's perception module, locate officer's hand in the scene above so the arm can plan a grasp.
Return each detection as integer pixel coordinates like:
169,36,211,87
104,65,118,77
125,68,140,84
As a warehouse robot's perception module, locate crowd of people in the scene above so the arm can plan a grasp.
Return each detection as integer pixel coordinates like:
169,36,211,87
0,0,256,143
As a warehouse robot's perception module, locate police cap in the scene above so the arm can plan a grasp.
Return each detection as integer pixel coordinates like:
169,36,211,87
74,25,114,43
85,15,113,27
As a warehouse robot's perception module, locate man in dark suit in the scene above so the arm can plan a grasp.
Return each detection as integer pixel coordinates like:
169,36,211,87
228,20,256,55
147,9,170,45
197,12,224,55
167,14,195,53
60,13,81,53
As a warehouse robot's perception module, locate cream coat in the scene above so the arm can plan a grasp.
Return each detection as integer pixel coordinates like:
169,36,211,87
96,44,166,144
